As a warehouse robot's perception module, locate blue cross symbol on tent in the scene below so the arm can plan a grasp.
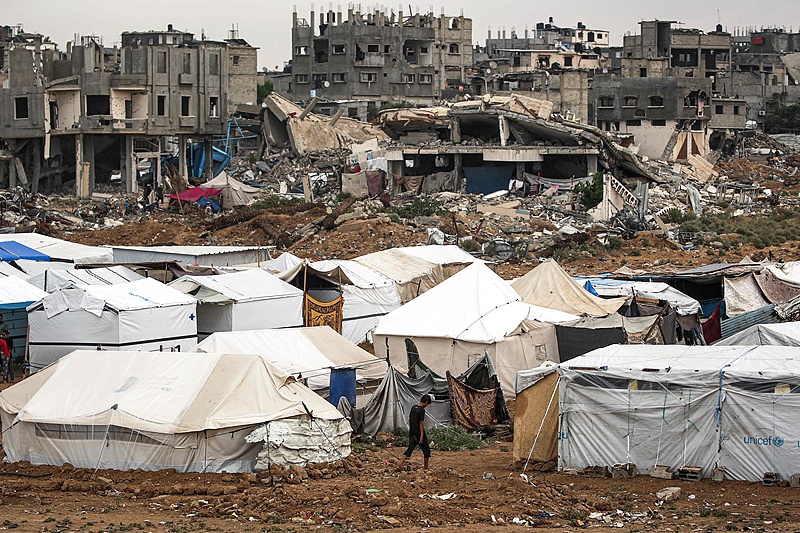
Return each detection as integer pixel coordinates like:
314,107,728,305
189,313,196,321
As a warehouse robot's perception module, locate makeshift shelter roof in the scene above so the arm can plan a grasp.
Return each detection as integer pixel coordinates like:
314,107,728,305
167,187,222,202
512,259,625,317
354,248,440,286
716,322,800,346
264,252,304,276
0,276,47,309
766,262,800,287
0,234,112,264
27,266,145,292
393,245,484,266
577,278,701,315
0,350,344,435
0,261,28,279
13,260,73,277
193,327,388,390
0,241,50,262
30,278,195,313
109,245,269,266
307,259,396,289
375,263,573,344
169,268,302,304
199,171,261,207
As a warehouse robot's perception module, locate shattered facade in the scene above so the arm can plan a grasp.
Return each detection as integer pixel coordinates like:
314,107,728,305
0,25,256,196
284,7,472,106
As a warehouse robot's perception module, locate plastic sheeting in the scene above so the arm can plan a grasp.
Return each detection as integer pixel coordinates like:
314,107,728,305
512,260,625,317
724,275,770,317
0,241,50,261
110,245,270,266
0,276,47,309
557,344,800,481
169,269,304,336
193,327,388,391
716,322,800,346
27,266,144,292
247,418,352,467
354,249,445,303
0,234,112,264
27,279,198,371
577,278,701,316
199,172,261,208
0,351,347,472
337,367,453,436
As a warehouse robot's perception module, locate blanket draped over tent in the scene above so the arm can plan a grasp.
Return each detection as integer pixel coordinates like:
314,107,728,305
305,294,343,332
447,371,498,429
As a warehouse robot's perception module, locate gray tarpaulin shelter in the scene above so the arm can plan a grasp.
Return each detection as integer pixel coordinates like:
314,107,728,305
716,322,800,346
337,366,453,436
557,344,800,481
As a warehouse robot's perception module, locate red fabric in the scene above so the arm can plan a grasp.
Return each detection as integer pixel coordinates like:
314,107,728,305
0,339,9,358
167,187,222,202
702,304,722,344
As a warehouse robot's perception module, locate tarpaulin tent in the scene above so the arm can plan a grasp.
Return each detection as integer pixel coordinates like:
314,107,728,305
392,245,484,278
577,278,701,316
373,263,575,395
354,249,445,303
557,344,800,481
0,277,48,360
27,278,197,372
0,241,50,262
0,350,350,472
0,234,112,264
166,186,222,203
199,171,261,208
512,259,626,317
280,259,403,344
169,269,303,338
716,322,800,346
337,366,453,436
193,326,388,391
27,266,144,292
555,314,663,361
513,363,560,467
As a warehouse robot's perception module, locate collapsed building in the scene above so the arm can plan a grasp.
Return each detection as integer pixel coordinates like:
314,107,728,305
0,24,257,196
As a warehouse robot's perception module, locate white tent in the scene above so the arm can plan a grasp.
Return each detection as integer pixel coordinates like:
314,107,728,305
169,269,303,338
27,266,145,292
300,259,402,343
512,259,625,317
557,344,800,481
109,245,270,266
0,261,28,279
194,326,388,391
0,234,112,264
27,278,197,372
264,252,305,276
716,322,800,346
373,263,574,395
392,245,484,277
354,248,445,303
0,350,350,472
199,171,261,208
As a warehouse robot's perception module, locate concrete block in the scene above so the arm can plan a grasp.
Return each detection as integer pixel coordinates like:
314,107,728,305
790,474,800,488
656,486,681,502
650,465,675,480
611,463,637,479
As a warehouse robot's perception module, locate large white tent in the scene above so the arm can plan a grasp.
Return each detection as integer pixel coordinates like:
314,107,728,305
557,344,800,481
373,263,576,395
0,350,350,472
169,269,303,338
27,278,197,372
27,266,145,292
194,326,388,391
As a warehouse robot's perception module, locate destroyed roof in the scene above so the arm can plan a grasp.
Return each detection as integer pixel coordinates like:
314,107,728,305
512,259,626,317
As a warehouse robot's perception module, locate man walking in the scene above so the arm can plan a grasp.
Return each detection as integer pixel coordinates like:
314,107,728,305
397,394,432,471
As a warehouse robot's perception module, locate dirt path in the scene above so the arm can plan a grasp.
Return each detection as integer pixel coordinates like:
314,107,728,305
2,441,799,532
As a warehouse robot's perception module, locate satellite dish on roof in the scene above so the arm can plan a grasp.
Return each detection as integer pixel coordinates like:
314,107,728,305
323,81,331,88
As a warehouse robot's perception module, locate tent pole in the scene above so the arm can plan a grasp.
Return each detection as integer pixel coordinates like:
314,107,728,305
516,376,560,478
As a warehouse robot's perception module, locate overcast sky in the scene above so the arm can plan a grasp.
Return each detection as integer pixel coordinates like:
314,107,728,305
4,0,799,70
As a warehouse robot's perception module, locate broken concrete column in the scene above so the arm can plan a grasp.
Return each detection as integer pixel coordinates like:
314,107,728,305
178,135,188,179
75,134,84,197
298,96,320,120
498,115,510,147
85,134,95,193
204,137,213,179
329,107,345,127
32,138,41,193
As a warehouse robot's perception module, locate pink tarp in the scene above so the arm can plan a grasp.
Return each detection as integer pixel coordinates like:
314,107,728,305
167,187,222,202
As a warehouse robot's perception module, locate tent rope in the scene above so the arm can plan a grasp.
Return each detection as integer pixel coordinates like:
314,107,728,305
92,404,118,474
301,402,350,472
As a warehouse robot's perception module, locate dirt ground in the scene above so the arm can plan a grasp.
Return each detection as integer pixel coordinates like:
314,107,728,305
3,435,800,533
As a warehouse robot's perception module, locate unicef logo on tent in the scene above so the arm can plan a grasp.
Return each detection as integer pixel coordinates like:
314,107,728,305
743,435,784,447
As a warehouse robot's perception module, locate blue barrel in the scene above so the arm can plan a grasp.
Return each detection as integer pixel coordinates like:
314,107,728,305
329,367,357,407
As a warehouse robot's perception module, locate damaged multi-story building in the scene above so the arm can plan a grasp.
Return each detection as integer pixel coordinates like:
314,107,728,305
0,24,257,197
270,6,472,118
